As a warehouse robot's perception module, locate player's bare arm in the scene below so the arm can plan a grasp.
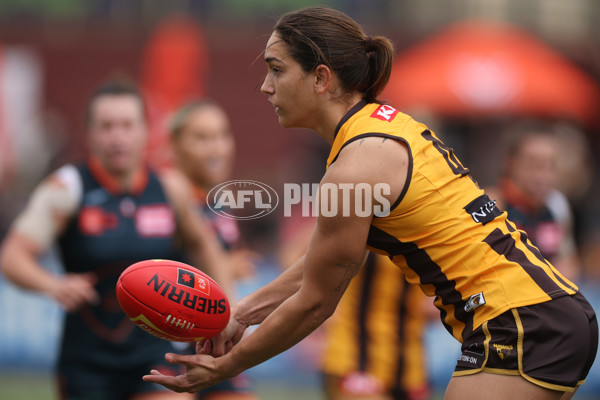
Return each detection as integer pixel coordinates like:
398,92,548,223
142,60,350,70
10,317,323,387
0,171,99,311
143,136,409,392
196,254,306,358
225,136,409,329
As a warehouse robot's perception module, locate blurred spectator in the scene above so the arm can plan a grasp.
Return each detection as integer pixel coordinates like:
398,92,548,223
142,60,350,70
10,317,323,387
487,120,581,282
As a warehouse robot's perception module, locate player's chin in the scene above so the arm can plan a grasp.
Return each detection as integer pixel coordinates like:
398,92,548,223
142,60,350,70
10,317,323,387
278,116,303,130
276,115,289,128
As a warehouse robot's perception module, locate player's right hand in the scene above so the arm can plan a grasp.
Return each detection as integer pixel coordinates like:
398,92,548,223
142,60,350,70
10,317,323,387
47,272,99,312
196,313,248,357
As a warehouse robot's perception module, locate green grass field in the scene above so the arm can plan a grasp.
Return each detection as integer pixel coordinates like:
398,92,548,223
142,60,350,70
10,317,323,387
3,371,598,400
0,371,322,400
0,371,446,400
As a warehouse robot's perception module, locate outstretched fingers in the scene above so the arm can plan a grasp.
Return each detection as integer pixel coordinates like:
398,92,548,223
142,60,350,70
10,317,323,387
142,369,193,393
143,352,226,393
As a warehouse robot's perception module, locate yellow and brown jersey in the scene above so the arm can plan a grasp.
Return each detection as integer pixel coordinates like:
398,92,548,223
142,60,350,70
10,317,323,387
321,252,429,395
326,101,578,342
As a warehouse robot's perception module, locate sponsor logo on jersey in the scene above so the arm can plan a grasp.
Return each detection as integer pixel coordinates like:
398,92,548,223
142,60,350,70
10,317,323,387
135,205,176,237
370,104,399,122
464,292,486,312
79,206,118,235
119,197,136,217
464,194,502,225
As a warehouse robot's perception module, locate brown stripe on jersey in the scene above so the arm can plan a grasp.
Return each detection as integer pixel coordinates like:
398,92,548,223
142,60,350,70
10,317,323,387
505,221,578,292
357,254,376,371
367,225,473,340
483,227,569,299
392,279,411,398
504,220,548,265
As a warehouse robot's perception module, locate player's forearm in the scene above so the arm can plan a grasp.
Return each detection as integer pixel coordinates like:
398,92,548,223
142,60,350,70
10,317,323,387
221,283,333,376
193,230,235,300
232,255,305,326
0,233,58,294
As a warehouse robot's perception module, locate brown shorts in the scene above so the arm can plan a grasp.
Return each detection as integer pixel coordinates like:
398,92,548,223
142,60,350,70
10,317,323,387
453,292,598,392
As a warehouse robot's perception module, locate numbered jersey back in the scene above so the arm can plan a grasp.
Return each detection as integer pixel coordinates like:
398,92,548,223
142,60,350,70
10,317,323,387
327,101,577,342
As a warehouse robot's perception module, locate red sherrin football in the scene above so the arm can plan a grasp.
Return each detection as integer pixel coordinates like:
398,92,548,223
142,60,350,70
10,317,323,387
116,259,230,342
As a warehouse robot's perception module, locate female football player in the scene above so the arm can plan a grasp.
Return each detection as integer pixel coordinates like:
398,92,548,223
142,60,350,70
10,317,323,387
144,7,597,400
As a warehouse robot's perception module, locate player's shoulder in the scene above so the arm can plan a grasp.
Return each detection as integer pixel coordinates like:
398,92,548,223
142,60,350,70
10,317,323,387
51,163,81,183
331,135,409,178
42,164,83,200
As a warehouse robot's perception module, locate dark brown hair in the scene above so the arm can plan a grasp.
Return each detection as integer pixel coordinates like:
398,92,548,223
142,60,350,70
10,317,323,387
274,6,394,103
503,119,559,158
169,99,222,139
85,77,146,127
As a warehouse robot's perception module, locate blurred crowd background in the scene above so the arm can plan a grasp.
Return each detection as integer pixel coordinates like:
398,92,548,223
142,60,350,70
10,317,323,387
1,0,600,399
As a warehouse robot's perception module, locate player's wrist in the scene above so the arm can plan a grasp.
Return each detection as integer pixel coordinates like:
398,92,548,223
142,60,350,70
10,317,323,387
216,351,245,379
43,275,63,298
231,298,253,327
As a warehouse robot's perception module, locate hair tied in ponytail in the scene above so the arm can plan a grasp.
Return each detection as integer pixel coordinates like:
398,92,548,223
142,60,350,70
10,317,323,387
365,36,375,54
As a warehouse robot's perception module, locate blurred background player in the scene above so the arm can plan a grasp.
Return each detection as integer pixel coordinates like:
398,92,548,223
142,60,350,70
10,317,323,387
487,120,581,282
168,99,258,400
279,218,432,400
0,79,232,400
321,253,431,400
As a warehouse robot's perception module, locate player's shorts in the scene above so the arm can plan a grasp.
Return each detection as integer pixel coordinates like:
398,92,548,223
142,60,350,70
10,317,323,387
57,354,182,400
453,292,598,392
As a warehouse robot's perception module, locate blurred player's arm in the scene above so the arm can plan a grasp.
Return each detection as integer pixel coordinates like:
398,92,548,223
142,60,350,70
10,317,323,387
160,169,235,299
0,166,98,311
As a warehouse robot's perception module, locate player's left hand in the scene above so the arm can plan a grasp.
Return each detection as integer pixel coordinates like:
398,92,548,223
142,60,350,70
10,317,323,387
143,353,231,393
196,309,248,357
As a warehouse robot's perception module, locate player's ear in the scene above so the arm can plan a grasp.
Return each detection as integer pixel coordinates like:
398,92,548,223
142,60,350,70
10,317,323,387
314,64,332,94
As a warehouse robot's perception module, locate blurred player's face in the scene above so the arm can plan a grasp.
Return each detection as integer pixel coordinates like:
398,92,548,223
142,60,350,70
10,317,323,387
172,105,235,189
261,32,319,129
510,134,558,206
87,94,147,177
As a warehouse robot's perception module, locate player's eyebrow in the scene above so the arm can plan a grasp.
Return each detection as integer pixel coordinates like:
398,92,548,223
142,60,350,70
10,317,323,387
264,56,282,64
